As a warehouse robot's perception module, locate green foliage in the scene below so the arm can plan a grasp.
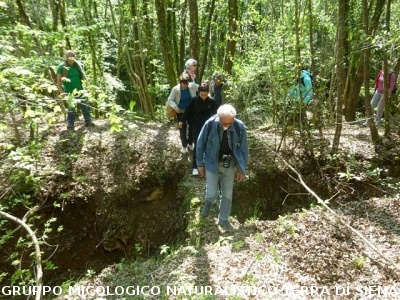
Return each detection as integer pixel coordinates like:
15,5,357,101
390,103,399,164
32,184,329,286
352,256,367,269
268,246,282,264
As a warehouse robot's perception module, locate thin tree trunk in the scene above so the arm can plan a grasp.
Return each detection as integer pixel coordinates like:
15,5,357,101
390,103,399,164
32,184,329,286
59,0,72,51
49,0,60,32
187,0,200,63
223,0,238,75
155,0,177,87
126,0,154,117
384,0,391,135
343,0,386,121
362,0,380,142
294,0,301,76
331,0,346,154
198,0,216,82
106,0,123,78
178,3,187,76
15,0,45,54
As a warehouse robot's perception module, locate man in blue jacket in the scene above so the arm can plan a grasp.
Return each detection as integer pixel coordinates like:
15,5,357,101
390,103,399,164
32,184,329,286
196,104,249,230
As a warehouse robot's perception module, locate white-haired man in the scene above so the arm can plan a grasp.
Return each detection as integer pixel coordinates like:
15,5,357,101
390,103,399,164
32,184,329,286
196,104,249,230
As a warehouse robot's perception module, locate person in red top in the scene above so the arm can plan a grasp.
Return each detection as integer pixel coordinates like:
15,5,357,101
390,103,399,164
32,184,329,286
364,64,396,126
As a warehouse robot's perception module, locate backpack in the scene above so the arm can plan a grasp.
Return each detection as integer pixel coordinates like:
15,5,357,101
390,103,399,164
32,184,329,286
301,72,313,87
61,60,86,79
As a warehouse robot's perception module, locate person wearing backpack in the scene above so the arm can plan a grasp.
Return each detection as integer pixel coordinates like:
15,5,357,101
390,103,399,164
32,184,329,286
288,67,314,104
363,64,396,126
286,67,313,125
57,50,94,130
181,83,218,175
196,104,249,231
167,73,199,153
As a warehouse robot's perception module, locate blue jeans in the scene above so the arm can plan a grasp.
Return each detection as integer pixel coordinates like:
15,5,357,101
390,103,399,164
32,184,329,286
67,99,92,126
370,92,384,123
205,161,236,222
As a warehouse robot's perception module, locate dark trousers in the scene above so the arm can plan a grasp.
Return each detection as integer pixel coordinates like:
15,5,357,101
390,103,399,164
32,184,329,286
67,97,92,126
177,113,193,147
191,125,201,168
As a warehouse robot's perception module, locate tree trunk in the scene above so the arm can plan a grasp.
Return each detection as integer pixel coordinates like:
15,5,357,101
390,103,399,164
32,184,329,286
154,0,177,87
198,0,216,82
384,0,391,135
187,0,200,62
223,0,238,75
126,0,154,117
342,0,385,121
294,0,301,76
15,0,45,55
59,0,72,51
331,0,346,154
178,3,187,76
362,0,380,142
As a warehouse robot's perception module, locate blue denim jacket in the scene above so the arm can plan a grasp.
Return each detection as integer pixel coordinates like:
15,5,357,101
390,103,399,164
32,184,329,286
196,116,249,175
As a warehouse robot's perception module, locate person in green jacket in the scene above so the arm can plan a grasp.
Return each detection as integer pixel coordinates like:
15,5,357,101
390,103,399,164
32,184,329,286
57,50,94,130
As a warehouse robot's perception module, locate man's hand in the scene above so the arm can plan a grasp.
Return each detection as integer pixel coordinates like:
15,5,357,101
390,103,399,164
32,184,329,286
175,108,181,114
178,121,183,128
198,166,205,177
235,172,244,182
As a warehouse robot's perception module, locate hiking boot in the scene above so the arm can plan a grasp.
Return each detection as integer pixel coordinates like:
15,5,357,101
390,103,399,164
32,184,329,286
181,147,187,154
218,220,233,231
192,168,199,176
85,122,95,127
201,201,213,218
187,143,194,151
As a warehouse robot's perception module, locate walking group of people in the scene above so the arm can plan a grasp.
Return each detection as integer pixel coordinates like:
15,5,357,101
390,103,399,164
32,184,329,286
167,58,249,231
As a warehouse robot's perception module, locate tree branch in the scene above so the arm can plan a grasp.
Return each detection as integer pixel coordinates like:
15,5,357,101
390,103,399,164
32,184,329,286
0,210,43,300
273,151,400,277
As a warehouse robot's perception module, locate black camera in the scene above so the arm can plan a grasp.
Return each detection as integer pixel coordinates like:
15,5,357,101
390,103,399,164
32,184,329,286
222,154,232,168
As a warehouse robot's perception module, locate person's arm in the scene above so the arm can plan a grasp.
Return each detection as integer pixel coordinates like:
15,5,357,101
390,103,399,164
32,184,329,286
211,99,218,115
196,120,210,169
56,64,65,95
57,73,64,94
236,124,249,181
167,86,181,113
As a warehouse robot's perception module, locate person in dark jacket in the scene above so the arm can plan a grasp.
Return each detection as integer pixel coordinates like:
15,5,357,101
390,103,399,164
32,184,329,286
182,82,218,175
